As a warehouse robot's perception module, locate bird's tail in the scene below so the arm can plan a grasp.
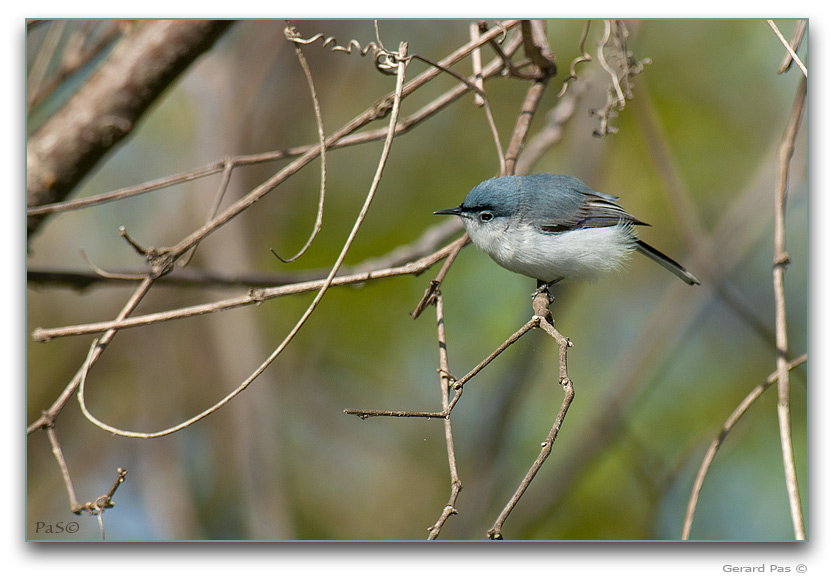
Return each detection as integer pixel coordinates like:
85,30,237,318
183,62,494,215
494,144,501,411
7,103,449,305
635,240,701,285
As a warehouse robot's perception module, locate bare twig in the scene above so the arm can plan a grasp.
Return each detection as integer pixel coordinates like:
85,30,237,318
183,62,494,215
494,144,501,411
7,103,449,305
469,22,486,107
28,218,464,291
555,20,591,98
427,293,463,540
45,424,80,510
504,20,557,176
504,80,550,176
346,317,539,422
31,234,464,343
271,24,328,263
767,20,807,78
409,53,506,176
682,354,807,540
411,233,470,319
772,74,807,540
71,42,411,440
777,20,807,75
28,277,155,434
487,292,574,540
45,423,128,540
27,20,234,237
26,25,524,226
516,78,588,175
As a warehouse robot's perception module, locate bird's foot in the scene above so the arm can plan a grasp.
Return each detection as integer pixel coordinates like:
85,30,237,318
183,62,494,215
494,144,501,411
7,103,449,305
532,280,558,304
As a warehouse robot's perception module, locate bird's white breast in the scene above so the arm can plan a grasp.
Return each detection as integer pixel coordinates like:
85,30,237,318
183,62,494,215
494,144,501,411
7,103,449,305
464,217,636,282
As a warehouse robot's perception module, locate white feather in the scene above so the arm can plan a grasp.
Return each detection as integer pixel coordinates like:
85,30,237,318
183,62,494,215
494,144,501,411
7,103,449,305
463,216,635,282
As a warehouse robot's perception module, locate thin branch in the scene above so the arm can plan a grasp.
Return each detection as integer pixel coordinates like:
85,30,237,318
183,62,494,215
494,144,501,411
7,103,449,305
766,20,807,78
504,20,557,176
27,277,155,434
427,292,463,540
411,233,470,319
346,313,540,419
174,157,236,270
555,20,591,98
487,293,574,540
26,161,229,217
504,80,549,176
409,53,505,177
46,421,129,540
72,42,411,440
469,22,486,107
27,20,234,237
682,354,807,540
26,27,524,224
45,424,80,510
772,74,807,540
31,234,463,343
28,218,464,291
777,20,807,75
272,26,327,263
516,77,588,175
158,22,520,266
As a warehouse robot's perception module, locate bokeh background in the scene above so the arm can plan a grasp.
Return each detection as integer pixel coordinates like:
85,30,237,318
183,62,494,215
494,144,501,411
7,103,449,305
26,19,808,541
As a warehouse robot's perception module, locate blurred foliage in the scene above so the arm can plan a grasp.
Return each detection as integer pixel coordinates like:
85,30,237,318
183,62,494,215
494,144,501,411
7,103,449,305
26,19,807,541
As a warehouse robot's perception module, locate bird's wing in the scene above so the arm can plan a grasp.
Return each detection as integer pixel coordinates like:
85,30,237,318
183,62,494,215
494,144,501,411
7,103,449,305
532,188,646,233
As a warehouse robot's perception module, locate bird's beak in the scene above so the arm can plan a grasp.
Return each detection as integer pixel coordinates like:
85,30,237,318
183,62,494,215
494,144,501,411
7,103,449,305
434,205,463,216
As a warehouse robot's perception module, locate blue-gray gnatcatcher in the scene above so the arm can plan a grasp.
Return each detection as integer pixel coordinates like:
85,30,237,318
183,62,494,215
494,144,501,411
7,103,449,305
435,173,700,288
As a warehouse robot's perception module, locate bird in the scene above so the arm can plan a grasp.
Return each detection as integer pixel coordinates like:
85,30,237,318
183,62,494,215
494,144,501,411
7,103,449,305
434,174,700,291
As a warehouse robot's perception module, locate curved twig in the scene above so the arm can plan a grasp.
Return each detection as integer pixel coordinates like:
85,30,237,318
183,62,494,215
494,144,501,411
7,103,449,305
682,354,807,539
272,27,328,263
72,42,411,440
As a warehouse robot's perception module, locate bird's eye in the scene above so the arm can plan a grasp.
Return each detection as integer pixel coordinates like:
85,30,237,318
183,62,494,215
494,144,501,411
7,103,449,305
479,211,494,223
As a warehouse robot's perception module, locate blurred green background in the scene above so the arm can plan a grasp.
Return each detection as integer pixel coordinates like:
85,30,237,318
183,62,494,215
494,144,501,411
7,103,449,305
26,19,807,541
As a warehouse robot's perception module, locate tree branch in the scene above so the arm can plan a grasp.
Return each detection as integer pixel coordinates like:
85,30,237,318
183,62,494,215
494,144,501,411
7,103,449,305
27,20,234,238
772,74,807,541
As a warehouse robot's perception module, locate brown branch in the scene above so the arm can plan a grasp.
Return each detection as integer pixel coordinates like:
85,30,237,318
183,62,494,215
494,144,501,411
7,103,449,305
516,78,587,176
26,35,521,222
70,42,411,441
28,21,519,441
426,293,463,539
30,234,464,343
772,74,807,540
682,353,807,540
767,20,807,77
28,277,155,434
504,20,557,176
27,20,234,238
776,20,807,74
487,292,574,540
46,422,129,541
28,218,463,291
411,233,470,319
